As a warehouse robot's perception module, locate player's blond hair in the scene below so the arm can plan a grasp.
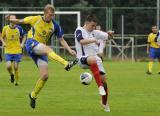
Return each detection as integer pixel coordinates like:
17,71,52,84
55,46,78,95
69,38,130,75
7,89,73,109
44,4,55,13
9,14,16,18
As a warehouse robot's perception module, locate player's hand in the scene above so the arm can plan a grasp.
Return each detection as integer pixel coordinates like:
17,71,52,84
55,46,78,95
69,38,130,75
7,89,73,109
20,44,24,48
2,43,6,47
5,15,10,21
95,39,100,45
69,49,76,56
5,15,18,23
107,30,114,39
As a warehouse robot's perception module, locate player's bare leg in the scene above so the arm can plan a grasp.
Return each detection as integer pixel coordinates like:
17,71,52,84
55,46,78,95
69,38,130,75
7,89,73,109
29,60,48,109
13,62,19,86
6,61,14,83
28,43,77,109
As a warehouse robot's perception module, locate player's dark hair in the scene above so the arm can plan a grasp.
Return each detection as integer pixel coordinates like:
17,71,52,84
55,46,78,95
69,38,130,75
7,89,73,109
152,25,157,28
85,14,98,23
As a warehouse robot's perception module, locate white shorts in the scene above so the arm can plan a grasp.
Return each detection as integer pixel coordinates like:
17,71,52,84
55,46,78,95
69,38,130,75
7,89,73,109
78,55,106,75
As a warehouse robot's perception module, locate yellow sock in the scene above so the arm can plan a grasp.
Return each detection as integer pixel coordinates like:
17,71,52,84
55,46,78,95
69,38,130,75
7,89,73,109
48,52,68,67
14,70,19,83
148,61,153,73
31,79,46,98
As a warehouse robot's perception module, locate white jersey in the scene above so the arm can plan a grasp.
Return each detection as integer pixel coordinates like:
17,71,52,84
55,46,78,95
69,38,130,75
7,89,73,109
74,27,108,58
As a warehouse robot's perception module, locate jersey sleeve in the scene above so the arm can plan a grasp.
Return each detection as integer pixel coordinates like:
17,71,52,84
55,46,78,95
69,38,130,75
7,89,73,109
23,16,39,26
147,34,151,43
16,25,25,37
53,21,64,39
75,29,84,42
94,30,108,40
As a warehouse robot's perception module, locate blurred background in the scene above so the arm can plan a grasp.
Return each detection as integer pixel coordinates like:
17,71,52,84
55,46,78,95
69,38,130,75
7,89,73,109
0,0,159,61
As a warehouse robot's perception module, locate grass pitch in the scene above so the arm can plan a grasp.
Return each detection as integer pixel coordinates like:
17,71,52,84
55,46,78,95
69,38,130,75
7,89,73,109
0,60,160,116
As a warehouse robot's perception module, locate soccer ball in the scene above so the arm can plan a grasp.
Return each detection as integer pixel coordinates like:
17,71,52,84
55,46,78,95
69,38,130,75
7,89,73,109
80,72,93,85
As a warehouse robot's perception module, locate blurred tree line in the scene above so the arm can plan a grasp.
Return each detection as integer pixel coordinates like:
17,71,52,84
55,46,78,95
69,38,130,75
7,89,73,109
0,0,158,34
0,0,157,8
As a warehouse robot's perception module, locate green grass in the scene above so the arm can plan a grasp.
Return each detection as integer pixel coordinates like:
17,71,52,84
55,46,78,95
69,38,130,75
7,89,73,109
1,60,160,116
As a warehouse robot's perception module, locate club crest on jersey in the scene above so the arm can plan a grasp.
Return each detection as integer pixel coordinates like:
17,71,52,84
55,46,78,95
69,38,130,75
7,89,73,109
11,35,14,39
16,32,19,35
48,28,54,34
42,30,46,35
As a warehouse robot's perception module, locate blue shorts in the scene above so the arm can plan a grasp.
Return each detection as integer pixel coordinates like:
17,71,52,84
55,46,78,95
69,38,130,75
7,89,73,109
149,47,160,59
5,54,22,62
25,39,48,65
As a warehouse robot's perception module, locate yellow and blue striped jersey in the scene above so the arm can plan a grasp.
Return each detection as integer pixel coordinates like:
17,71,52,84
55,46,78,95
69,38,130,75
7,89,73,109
23,15,63,44
147,33,159,48
2,25,24,54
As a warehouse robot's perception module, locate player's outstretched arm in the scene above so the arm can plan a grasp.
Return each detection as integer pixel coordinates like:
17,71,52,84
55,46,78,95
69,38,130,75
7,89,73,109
80,38,100,45
146,43,150,54
94,30,114,41
0,33,6,47
5,15,24,24
59,37,76,56
0,37,6,47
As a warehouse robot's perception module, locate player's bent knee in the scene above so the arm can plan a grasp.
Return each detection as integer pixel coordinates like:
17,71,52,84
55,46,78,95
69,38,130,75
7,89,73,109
6,64,12,69
87,57,97,64
33,43,49,55
46,46,53,53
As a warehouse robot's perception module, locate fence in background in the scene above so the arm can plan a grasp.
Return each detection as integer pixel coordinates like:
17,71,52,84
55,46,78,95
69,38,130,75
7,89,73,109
0,7,155,61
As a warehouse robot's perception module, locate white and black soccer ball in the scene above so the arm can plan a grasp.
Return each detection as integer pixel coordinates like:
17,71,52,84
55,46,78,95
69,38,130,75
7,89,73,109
80,72,93,85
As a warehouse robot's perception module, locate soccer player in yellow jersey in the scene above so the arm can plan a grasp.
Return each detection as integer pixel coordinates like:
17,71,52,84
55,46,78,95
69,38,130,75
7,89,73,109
6,4,77,109
146,25,160,74
1,15,26,86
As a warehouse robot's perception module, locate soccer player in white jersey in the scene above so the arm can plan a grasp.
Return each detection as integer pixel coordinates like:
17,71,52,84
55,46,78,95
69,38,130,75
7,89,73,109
74,15,114,112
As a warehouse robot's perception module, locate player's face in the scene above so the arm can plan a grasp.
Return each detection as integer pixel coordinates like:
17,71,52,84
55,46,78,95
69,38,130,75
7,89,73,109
86,21,97,32
152,26,158,34
9,15,16,26
44,9,54,22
